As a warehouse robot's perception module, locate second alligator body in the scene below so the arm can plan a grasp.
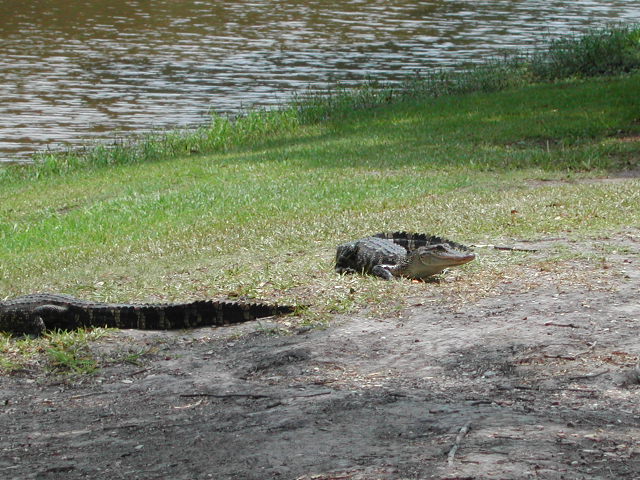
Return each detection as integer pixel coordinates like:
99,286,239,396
0,293,296,336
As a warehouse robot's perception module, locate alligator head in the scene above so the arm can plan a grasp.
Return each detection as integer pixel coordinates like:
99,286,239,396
401,243,476,279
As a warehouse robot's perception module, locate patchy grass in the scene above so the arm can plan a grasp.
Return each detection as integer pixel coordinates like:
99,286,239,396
1,74,639,307
0,35,639,374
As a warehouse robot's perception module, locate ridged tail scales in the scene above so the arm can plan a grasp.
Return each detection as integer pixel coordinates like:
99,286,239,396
373,231,473,252
60,301,296,330
0,294,297,336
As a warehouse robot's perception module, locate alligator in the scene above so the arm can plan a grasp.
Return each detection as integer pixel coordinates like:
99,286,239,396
335,231,475,280
0,293,297,336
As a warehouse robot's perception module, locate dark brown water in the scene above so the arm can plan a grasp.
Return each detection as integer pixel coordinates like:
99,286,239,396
1,0,639,162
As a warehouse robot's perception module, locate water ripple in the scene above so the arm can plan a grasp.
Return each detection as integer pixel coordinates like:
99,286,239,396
0,0,639,161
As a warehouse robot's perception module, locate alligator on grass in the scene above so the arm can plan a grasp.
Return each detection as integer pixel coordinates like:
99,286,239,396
0,293,297,336
335,231,475,280
1,233,473,335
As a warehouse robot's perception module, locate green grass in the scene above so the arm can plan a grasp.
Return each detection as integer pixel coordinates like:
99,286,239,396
1,73,638,305
529,24,640,79
293,24,640,122
0,28,639,375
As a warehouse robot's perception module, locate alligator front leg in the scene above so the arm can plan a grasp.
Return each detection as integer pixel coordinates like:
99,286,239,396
26,304,70,335
0,311,46,336
24,315,47,336
371,265,397,280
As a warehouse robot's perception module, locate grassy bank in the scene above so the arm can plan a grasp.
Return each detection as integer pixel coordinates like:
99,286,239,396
1,72,639,299
1,27,639,372
1,25,638,178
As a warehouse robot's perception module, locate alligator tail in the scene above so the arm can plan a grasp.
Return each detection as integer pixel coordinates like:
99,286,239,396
64,300,298,330
203,300,297,327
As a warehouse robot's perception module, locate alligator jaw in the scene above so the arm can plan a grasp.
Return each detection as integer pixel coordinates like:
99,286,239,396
408,244,476,278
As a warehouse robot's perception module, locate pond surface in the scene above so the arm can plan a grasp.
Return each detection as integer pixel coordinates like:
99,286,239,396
1,0,639,161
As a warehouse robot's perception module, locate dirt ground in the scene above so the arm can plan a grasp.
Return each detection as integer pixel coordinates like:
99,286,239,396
1,233,639,480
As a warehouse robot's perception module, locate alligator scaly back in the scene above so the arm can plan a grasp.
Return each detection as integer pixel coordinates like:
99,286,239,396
0,293,298,336
373,231,473,253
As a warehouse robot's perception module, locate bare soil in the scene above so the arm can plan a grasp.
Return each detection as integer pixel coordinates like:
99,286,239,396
1,233,639,480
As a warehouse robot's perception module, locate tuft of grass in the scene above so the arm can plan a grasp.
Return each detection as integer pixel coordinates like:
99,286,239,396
44,328,114,374
46,346,97,375
0,328,112,375
0,333,39,373
529,24,640,80
121,350,149,366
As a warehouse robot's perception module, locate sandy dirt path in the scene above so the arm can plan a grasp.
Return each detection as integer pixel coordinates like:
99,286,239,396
1,234,639,479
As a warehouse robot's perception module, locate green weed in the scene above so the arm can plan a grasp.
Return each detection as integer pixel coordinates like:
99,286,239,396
0,328,112,375
44,328,112,374
46,346,97,374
